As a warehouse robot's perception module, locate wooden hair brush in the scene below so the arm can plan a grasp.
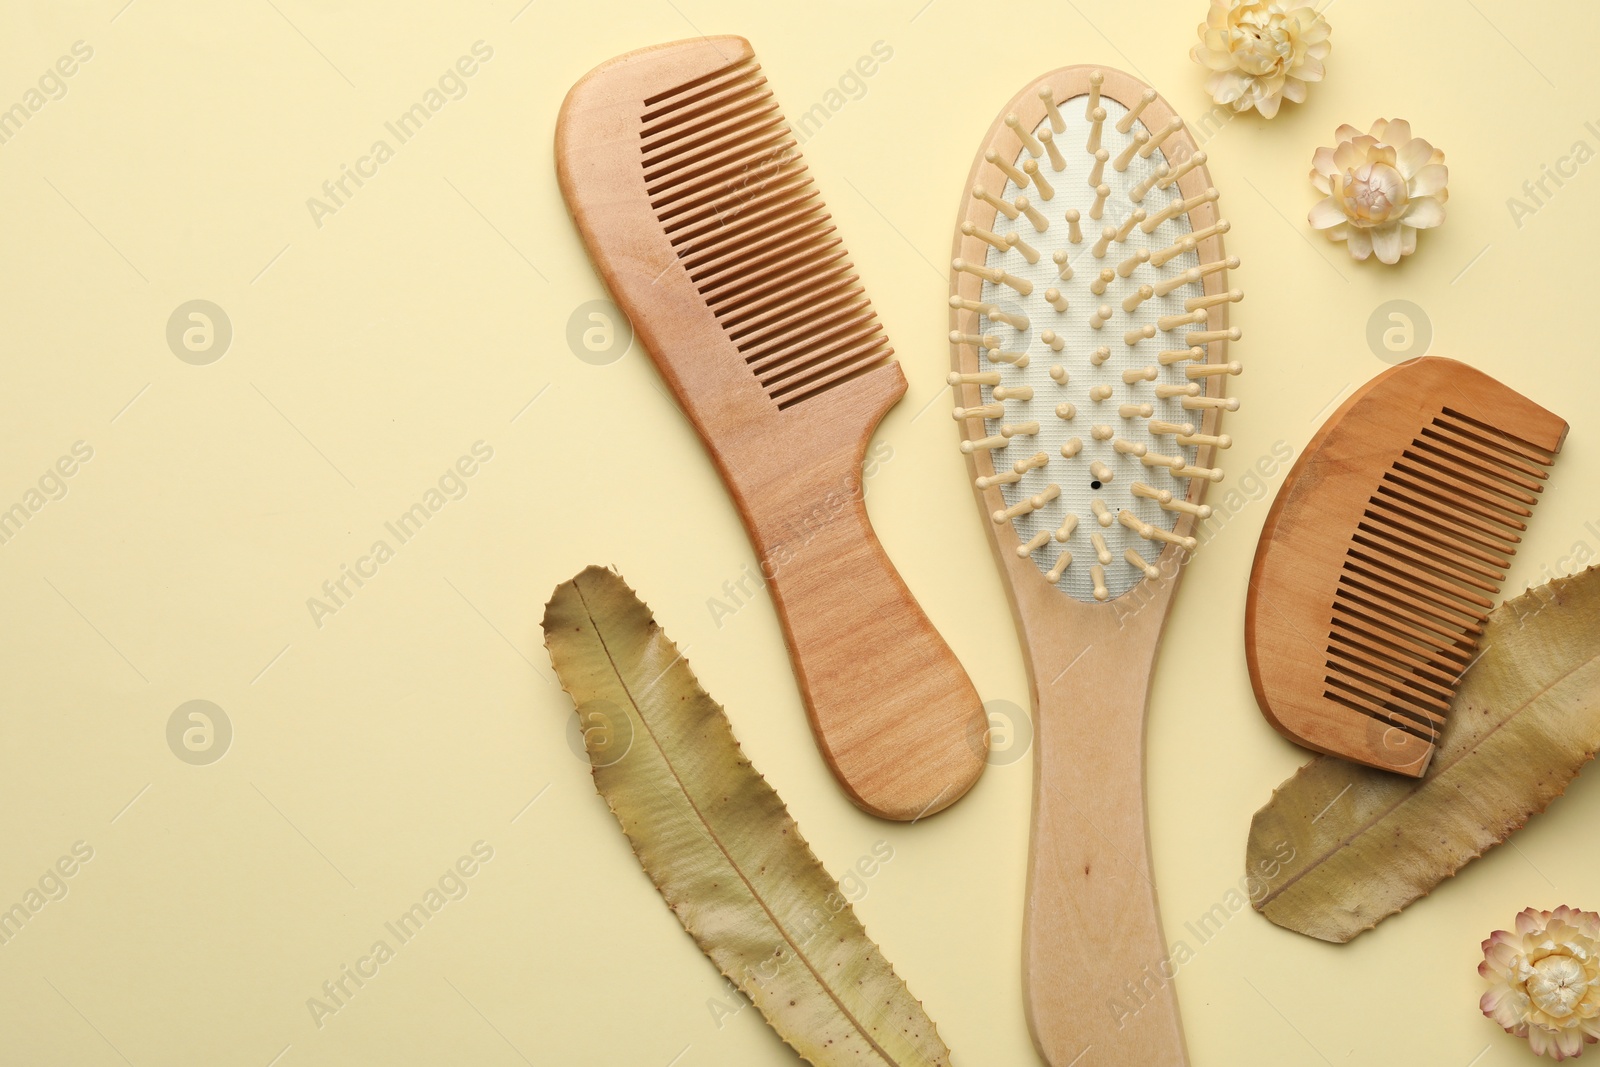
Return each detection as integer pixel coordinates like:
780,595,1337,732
949,66,1241,1066
1247,356,1567,776
556,37,987,821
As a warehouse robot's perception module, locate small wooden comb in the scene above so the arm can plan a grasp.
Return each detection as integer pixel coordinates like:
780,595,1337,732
1247,356,1567,776
556,37,987,820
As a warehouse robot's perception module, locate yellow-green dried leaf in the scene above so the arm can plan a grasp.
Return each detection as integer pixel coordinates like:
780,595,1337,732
542,566,953,1067
1249,565,1600,943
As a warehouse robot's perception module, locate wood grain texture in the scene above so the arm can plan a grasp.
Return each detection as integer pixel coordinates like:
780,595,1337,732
556,36,986,821
951,66,1233,1067
1246,356,1567,776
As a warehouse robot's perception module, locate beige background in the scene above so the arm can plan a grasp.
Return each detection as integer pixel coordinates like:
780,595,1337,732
1,1,1596,1064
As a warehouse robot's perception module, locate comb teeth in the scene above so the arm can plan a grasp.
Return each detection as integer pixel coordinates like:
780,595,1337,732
642,59,891,410
1321,408,1556,744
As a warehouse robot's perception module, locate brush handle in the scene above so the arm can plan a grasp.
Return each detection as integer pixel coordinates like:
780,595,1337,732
731,408,987,821
1022,621,1189,1067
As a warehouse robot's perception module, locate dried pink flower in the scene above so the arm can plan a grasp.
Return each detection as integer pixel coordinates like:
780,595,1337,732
1481,907,1600,1060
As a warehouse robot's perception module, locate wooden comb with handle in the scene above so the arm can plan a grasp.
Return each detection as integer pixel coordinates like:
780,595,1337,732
556,37,988,821
1247,356,1567,776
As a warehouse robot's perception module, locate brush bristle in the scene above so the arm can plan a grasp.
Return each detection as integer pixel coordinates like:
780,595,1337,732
952,72,1238,603
641,59,892,410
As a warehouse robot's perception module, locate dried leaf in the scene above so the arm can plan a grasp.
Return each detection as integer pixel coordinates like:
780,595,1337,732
1249,565,1600,943
542,566,953,1067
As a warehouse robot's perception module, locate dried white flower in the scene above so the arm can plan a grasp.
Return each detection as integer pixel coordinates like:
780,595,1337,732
1308,119,1448,264
1190,0,1331,119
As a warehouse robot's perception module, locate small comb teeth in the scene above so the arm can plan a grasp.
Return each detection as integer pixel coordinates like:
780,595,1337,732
644,107,788,195
1320,409,1558,743
643,59,891,409
642,56,756,114
643,75,780,151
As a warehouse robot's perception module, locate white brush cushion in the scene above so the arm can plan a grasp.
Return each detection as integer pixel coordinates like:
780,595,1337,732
979,95,1205,603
